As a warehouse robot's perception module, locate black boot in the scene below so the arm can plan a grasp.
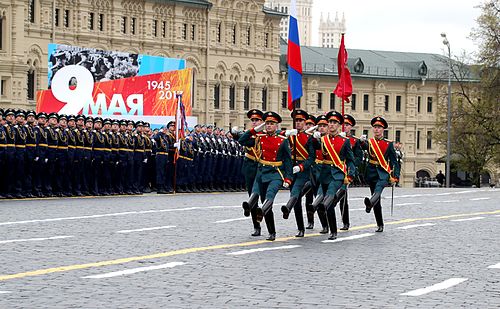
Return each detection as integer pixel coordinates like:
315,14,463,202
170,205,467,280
317,207,329,234
312,194,324,211
281,196,298,219
323,195,338,239
266,233,276,241
256,199,273,223
242,193,259,217
264,209,276,241
376,225,384,232
364,192,381,213
340,224,350,231
251,227,261,236
295,230,305,237
328,232,338,240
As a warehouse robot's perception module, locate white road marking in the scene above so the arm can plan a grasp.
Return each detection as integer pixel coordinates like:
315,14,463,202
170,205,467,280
351,208,365,212
82,262,185,279
396,202,422,206
435,200,459,203
322,233,374,243
400,278,468,296
487,263,500,269
450,217,485,222
0,235,73,244
0,205,240,227
495,215,500,217
227,245,301,256
396,223,435,230
0,291,12,294
215,217,248,223
115,226,176,234
469,197,490,201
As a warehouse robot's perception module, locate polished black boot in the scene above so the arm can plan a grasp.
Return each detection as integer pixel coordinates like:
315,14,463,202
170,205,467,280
317,207,329,234
340,224,350,231
323,195,338,239
295,230,305,237
242,193,259,217
376,225,384,232
264,209,276,241
251,227,261,236
312,194,324,211
328,232,338,240
281,196,298,219
364,192,381,213
256,199,273,223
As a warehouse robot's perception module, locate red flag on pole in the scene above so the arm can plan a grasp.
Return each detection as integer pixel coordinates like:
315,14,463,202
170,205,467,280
334,34,353,103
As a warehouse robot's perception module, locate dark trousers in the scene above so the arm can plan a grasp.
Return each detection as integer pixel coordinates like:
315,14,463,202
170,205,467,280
339,190,350,226
155,154,167,191
4,151,16,195
92,158,104,195
369,183,384,227
14,150,26,196
165,160,174,191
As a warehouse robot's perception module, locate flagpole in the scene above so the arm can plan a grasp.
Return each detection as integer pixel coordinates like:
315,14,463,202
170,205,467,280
173,94,181,194
341,33,345,131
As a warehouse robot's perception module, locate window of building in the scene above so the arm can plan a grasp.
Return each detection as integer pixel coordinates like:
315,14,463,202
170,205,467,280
162,21,166,38
384,95,389,112
330,93,335,110
214,84,220,109
427,97,433,113
191,24,195,40
417,96,421,113
427,131,432,149
351,94,356,110
0,17,3,51
395,130,401,142
229,84,235,110
281,91,287,109
244,86,250,110
64,10,70,27
247,26,251,45
182,23,187,40
88,12,94,30
29,0,35,23
216,22,221,43
396,95,402,112
363,94,369,111
153,20,157,37
131,17,136,35
55,9,60,27
232,24,237,44
363,129,368,137
27,69,35,100
264,33,269,48
191,71,195,108
416,130,421,149
383,130,388,139
0,78,5,96
122,17,127,33
262,87,268,111
317,92,323,110
98,14,104,31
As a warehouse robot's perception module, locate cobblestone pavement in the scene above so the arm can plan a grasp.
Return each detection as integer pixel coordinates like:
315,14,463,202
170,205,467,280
0,188,499,308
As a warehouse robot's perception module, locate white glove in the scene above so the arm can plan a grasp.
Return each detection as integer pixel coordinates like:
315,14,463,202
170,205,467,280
143,158,148,163
231,126,239,134
254,122,265,132
215,150,219,155
44,158,48,163
285,129,298,137
305,125,318,134
222,151,226,155
34,157,39,162
339,132,346,137
218,139,222,144
200,136,205,141
283,181,290,189
292,166,301,174
313,131,322,139
198,147,202,152
231,141,235,146
174,142,180,149
360,134,367,142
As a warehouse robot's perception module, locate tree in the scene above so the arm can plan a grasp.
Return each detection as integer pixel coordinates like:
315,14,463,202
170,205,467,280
435,0,500,187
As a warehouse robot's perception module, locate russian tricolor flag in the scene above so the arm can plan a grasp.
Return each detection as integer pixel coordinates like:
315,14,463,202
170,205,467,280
287,0,303,111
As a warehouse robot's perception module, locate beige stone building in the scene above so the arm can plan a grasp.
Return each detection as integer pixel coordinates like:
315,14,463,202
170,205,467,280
1,0,487,187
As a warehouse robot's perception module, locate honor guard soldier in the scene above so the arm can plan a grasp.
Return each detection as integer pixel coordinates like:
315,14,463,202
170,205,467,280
338,114,364,230
125,120,136,194
66,115,78,195
236,109,264,236
240,111,293,241
3,109,16,198
362,116,400,232
176,135,195,193
101,118,113,195
304,114,317,229
281,109,316,237
13,110,27,198
311,111,356,240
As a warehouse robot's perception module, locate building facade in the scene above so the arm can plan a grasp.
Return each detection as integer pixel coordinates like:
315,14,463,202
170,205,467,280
264,0,312,46
0,0,480,187
318,11,345,48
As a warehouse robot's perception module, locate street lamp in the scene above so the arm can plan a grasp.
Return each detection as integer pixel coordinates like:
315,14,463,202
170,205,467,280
441,33,451,188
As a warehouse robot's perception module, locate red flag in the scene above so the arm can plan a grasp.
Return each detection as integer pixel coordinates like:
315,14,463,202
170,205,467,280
334,34,353,103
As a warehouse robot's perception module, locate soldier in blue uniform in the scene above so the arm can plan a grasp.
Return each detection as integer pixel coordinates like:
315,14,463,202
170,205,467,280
165,121,176,193
13,110,27,198
81,117,94,195
143,123,154,193
132,121,145,195
240,111,293,241
44,113,59,197
91,117,106,195
25,111,38,197
3,109,16,198
154,126,170,194
176,135,194,193
55,114,70,196
33,112,48,197
362,116,400,232
72,115,85,196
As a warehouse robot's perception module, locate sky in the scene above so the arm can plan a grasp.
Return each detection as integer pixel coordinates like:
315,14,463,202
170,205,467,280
311,0,483,56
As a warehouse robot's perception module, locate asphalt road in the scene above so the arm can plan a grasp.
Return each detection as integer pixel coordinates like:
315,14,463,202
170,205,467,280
0,187,499,308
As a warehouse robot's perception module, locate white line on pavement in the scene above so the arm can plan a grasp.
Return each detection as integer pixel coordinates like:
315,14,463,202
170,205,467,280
400,278,468,296
469,197,490,201
495,215,500,217
116,226,176,234
396,202,422,206
435,200,459,203
488,263,500,269
82,262,185,279
0,235,73,244
227,245,301,256
0,206,240,227
450,217,485,222
0,291,12,294
396,223,435,230
322,233,375,243
215,218,248,223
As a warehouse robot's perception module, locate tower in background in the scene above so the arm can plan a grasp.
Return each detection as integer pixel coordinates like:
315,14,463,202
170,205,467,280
319,12,346,48
265,0,313,46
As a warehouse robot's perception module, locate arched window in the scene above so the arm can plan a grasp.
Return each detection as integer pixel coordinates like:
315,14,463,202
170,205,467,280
229,84,236,110
27,68,36,100
214,83,220,109
262,87,268,111
244,85,250,110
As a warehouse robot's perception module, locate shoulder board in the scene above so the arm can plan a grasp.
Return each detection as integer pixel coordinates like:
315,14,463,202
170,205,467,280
384,139,393,143
256,133,267,137
277,135,287,139
351,135,359,140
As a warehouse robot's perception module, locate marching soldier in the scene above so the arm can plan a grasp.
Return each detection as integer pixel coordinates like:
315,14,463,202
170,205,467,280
281,109,316,237
362,116,400,232
126,120,136,194
338,114,364,230
304,114,317,229
33,112,48,197
67,115,77,195
110,119,121,194
240,111,293,241
311,111,356,240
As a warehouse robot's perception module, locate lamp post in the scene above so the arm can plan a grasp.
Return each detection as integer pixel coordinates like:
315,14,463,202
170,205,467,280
441,33,451,188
